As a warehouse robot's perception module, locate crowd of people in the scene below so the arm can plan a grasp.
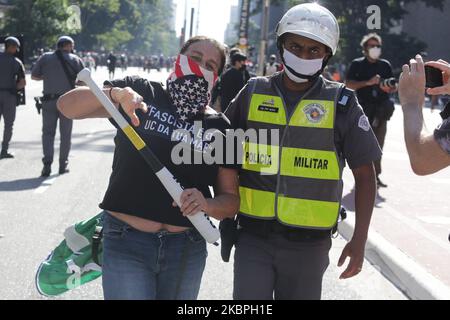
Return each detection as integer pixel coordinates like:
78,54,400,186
0,2,449,302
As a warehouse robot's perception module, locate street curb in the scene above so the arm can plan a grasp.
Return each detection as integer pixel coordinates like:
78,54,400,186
338,218,450,300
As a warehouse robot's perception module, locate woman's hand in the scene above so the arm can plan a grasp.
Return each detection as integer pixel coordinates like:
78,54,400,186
399,54,426,110
173,188,209,217
111,87,148,126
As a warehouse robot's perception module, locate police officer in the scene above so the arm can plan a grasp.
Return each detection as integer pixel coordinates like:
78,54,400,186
263,54,282,76
225,3,381,300
0,36,26,159
345,33,398,188
219,52,249,112
31,36,84,176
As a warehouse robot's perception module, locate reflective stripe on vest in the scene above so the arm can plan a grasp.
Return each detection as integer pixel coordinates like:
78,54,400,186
239,75,343,229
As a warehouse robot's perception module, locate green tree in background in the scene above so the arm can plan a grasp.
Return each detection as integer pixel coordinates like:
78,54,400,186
1,0,70,58
260,0,445,74
1,0,178,59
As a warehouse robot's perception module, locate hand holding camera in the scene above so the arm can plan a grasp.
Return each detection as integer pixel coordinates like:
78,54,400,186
425,59,449,96
399,55,447,110
379,77,398,93
366,74,381,86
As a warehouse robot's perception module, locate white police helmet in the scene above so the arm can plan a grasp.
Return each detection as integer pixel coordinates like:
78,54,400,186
276,3,340,55
5,36,21,50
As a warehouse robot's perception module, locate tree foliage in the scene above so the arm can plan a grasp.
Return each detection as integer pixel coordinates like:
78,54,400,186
261,0,445,73
1,0,178,59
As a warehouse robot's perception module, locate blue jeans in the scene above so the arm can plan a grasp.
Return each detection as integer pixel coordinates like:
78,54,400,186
101,212,207,300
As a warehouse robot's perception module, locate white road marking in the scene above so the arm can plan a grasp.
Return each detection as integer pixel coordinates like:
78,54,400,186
418,216,450,225
34,177,58,194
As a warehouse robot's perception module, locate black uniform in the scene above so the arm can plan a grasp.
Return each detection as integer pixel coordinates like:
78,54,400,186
219,67,250,112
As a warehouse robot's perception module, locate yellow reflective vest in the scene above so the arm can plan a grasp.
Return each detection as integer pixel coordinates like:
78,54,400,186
239,75,345,230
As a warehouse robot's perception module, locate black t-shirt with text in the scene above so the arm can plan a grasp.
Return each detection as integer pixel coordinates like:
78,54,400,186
99,76,233,227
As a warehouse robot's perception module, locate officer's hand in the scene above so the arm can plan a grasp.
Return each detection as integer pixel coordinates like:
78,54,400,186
425,59,450,96
366,74,381,86
111,87,148,126
337,239,365,279
173,188,209,216
399,54,426,110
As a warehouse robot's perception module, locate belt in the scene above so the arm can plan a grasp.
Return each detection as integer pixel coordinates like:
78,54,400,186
42,94,62,101
238,215,331,242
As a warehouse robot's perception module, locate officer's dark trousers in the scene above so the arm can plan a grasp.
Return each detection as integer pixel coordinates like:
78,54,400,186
233,230,331,300
0,91,17,152
42,100,73,166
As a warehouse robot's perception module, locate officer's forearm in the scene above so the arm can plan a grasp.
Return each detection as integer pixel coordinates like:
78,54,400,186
206,194,239,220
57,87,114,119
16,78,26,90
352,164,376,242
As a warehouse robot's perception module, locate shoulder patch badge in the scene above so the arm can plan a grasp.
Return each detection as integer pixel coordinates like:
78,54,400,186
358,115,370,132
304,103,326,123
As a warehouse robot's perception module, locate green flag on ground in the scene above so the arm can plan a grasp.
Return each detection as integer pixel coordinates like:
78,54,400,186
36,213,103,297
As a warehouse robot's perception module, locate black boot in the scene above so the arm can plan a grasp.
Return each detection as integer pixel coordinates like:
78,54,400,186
376,176,388,188
41,164,51,177
0,150,14,159
59,161,69,175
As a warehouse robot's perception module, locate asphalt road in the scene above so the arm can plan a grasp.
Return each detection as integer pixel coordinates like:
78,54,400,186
0,67,407,300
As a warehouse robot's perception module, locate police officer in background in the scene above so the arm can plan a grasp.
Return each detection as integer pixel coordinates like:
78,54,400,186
0,37,26,159
219,52,249,112
31,36,84,177
346,33,398,188
225,3,381,300
263,54,282,76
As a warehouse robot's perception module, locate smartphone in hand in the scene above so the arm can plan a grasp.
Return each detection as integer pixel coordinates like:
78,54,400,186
425,65,444,88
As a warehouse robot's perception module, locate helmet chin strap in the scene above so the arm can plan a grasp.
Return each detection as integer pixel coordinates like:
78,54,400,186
278,40,331,82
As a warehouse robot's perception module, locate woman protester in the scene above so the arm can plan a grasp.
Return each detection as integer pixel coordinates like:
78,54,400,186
57,36,240,300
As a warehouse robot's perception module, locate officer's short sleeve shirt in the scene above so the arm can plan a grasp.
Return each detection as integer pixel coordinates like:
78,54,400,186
32,52,85,94
225,75,382,170
0,53,25,89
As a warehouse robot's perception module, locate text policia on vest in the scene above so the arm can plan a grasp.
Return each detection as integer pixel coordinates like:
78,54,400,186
169,121,333,174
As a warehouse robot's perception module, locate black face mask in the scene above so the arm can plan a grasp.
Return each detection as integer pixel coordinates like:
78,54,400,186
167,74,210,122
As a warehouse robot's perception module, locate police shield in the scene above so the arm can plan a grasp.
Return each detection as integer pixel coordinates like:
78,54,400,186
0,35,26,106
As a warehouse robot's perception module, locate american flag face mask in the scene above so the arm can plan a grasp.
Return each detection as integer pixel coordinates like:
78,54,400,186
167,54,218,121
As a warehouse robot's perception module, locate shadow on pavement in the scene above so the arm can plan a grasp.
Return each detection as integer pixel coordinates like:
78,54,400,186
0,177,46,192
9,130,116,153
342,186,386,212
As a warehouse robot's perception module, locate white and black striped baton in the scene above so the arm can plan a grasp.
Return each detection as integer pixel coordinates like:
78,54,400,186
77,68,220,244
